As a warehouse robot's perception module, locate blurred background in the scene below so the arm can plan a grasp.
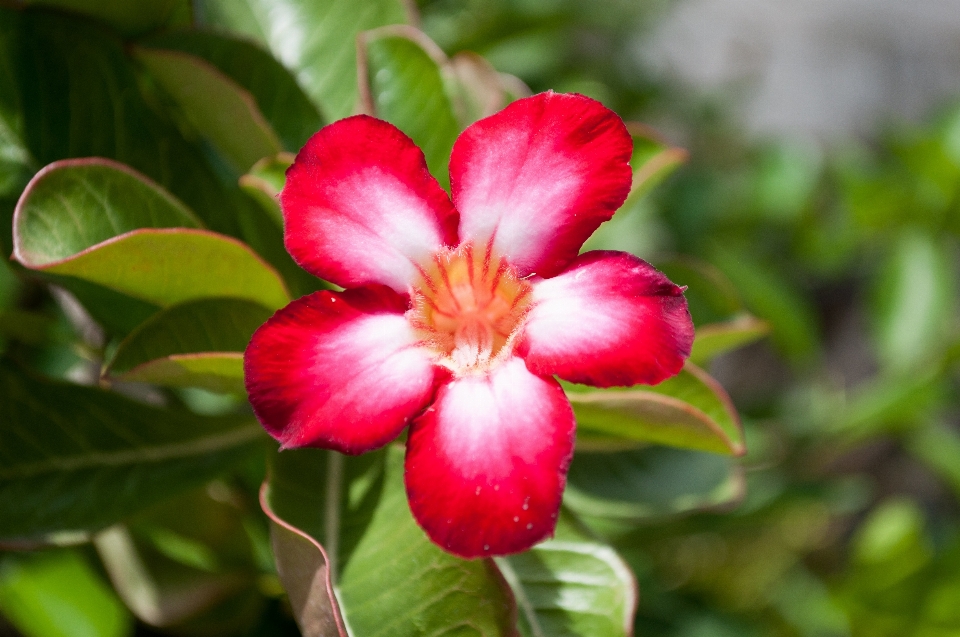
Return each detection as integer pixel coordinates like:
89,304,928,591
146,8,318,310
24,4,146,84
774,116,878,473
421,0,960,634
2,0,960,635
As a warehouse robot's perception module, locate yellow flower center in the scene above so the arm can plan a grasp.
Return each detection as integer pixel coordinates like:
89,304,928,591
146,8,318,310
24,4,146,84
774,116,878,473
409,245,532,375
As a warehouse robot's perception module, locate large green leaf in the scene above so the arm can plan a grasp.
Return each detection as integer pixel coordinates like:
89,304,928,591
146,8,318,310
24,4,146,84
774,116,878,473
134,47,282,173
0,362,266,542
497,514,637,637
103,298,273,393
359,26,461,187
262,446,518,636
13,159,290,310
21,0,190,37
567,364,746,456
0,11,33,199
13,9,242,236
0,549,132,637
563,446,744,536
194,0,410,121
140,32,323,152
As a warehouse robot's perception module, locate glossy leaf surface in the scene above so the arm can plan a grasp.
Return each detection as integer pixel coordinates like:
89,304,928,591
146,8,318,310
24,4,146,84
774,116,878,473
194,0,409,121
359,26,461,186
0,363,265,542
497,514,636,637
567,364,745,456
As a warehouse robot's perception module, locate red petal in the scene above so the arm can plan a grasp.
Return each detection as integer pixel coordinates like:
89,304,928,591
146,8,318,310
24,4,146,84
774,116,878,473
405,357,575,558
282,116,458,292
450,92,632,278
517,251,694,387
244,286,441,454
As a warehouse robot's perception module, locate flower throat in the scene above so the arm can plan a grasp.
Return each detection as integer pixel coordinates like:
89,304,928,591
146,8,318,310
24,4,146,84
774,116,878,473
408,245,531,375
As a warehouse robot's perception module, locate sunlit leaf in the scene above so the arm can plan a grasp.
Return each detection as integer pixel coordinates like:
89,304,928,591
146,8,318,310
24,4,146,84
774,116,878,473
0,549,131,637
13,159,290,310
103,298,272,393
567,364,746,456
497,514,637,637
134,47,282,173
194,0,410,121
359,25,461,187
0,362,266,542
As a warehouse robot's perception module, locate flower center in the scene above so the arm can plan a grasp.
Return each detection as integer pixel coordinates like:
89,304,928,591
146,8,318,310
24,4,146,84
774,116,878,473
409,245,532,375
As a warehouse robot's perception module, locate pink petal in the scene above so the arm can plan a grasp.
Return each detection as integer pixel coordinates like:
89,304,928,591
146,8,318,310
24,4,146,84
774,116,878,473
282,116,459,292
244,286,442,454
517,251,694,387
405,357,575,558
450,92,633,278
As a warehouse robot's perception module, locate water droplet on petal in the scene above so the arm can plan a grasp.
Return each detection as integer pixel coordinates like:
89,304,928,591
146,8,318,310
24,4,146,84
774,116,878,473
513,516,519,522
484,544,490,551
526,523,533,529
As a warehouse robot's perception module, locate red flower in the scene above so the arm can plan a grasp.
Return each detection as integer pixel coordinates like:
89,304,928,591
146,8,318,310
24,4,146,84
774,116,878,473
244,92,694,558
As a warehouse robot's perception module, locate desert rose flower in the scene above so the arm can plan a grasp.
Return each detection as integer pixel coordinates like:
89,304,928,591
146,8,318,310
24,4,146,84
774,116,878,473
244,91,695,558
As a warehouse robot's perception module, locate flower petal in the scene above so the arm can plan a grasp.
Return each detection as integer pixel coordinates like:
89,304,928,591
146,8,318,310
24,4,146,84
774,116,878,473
405,357,575,558
450,92,633,278
282,115,458,292
244,286,441,454
517,251,694,387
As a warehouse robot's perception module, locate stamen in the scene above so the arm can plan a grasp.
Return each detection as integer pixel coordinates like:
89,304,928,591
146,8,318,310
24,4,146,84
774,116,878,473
408,245,531,376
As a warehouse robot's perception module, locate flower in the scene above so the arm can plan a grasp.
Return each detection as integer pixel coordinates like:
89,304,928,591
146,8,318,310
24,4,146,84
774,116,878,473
244,92,695,558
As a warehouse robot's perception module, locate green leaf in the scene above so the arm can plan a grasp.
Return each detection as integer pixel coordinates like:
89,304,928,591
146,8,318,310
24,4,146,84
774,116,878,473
13,158,200,262
140,32,323,152
21,0,190,37
450,52,511,126
13,159,290,310
0,362,266,542
567,364,746,456
262,446,518,636
871,230,956,373
689,315,770,365
194,0,410,121
0,549,132,637
261,481,348,637
239,153,294,228
134,47,282,173
95,488,265,629
563,446,744,535
359,26,462,188
14,9,243,236
103,298,272,393
496,514,637,637
624,122,688,204
657,257,746,326
710,245,820,364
